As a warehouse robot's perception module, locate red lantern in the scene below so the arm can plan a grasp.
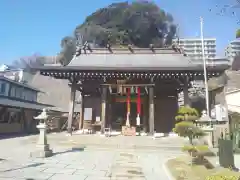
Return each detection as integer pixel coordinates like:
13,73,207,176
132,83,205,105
127,87,131,114
137,87,141,115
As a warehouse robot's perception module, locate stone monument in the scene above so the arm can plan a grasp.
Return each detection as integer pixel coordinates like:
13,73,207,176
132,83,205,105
30,108,53,158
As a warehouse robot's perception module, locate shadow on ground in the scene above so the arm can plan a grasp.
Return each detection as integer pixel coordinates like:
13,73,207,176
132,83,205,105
53,146,85,156
2,162,45,172
0,132,37,140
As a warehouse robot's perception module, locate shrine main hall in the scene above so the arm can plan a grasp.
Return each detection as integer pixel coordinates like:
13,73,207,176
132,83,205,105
35,45,229,135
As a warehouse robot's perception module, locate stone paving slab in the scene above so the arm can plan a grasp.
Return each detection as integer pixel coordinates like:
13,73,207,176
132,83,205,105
49,174,87,180
43,167,77,174
0,134,185,180
0,170,54,179
74,169,108,176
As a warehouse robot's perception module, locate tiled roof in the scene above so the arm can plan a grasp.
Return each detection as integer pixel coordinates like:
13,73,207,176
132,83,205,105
36,47,229,71
68,48,195,69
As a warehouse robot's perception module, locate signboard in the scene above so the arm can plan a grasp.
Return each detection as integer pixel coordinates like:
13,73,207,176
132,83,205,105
96,116,100,122
84,108,92,121
215,104,227,121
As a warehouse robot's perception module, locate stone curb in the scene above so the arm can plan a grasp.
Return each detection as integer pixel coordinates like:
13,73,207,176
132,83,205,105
162,157,177,180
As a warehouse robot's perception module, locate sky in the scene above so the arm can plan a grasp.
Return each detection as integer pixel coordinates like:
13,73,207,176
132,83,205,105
0,0,239,64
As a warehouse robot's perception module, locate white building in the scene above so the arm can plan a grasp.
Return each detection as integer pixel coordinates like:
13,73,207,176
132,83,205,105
173,38,216,61
0,64,33,83
225,39,240,61
225,89,240,114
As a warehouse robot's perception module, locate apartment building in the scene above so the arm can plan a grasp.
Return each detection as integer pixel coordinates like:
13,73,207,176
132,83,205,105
0,65,53,134
173,38,216,61
225,39,240,61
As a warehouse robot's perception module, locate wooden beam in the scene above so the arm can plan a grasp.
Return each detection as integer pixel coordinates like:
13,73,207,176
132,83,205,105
100,84,155,87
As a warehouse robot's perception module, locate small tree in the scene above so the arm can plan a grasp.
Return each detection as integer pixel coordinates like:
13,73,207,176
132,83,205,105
175,106,199,122
236,29,240,39
173,106,205,145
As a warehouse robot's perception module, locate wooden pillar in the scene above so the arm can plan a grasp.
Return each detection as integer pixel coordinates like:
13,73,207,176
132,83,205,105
67,83,76,135
149,86,155,135
183,77,190,106
107,95,112,129
101,86,107,133
78,93,84,130
143,96,148,133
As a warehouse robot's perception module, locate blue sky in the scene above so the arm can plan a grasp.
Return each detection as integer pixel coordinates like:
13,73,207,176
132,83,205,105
0,0,239,63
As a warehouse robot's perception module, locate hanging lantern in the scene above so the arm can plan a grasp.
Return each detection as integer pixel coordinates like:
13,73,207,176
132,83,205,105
136,87,141,126
126,87,131,126
127,87,131,114
137,87,141,115
131,86,135,94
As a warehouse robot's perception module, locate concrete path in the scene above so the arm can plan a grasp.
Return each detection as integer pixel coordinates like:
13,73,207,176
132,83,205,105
0,133,184,180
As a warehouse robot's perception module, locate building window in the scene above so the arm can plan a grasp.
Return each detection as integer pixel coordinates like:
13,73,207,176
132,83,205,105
24,90,34,101
15,87,19,98
33,94,37,102
22,91,26,100
10,87,15,97
0,83,6,94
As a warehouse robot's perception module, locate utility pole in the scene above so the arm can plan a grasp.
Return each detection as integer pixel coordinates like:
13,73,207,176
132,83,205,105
200,17,210,117
176,24,180,45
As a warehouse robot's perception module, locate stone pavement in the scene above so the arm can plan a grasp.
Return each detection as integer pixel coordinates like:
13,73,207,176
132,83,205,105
0,133,185,180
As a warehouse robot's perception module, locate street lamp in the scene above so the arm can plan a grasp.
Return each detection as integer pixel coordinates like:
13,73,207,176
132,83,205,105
200,17,210,117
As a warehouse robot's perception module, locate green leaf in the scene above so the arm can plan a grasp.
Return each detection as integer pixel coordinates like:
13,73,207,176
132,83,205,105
237,29,240,38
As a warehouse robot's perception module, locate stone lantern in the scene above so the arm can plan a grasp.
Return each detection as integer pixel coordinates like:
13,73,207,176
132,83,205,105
196,110,214,147
30,108,53,158
196,110,214,128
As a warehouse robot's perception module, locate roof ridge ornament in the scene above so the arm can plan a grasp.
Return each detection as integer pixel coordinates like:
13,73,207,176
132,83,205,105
149,44,155,53
106,43,113,53
75,46,82,57
83,41,92,54
128,44,134,53
75,41,93,57
171,43,187,57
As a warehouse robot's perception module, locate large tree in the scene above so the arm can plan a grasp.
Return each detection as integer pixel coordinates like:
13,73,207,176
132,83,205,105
58,1,177,65
76,1,176,47
57,36,76,66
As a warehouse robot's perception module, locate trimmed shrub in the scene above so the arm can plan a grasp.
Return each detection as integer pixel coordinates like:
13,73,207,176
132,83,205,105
173,121,205,144
173,106,204,145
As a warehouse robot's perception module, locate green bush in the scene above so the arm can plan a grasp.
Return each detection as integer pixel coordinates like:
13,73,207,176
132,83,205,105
175,106,199,122
173,106,204,145
182,145,215,157
206,175,240,180
173,121,205,144
236,29,240,39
